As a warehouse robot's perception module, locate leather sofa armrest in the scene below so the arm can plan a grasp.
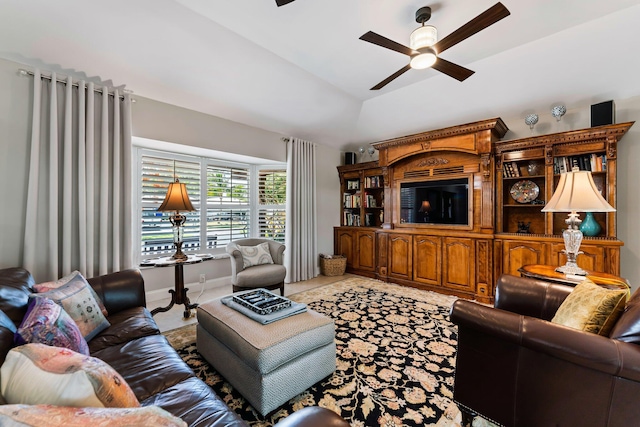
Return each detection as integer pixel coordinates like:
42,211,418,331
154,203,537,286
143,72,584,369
451,299,640,382
494,274,574,321
272,407,349,427
87,269,146,315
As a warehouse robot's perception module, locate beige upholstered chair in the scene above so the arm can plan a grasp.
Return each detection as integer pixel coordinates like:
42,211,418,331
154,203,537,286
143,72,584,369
226,238,286,294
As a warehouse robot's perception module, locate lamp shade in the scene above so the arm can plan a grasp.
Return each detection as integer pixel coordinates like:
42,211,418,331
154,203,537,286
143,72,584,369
419,200,431,212
542,169,615,213
157,180,195,212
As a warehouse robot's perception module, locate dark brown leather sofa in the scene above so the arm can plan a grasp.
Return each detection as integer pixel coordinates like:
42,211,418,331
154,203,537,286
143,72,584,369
0,267,348,427
451,274,640,427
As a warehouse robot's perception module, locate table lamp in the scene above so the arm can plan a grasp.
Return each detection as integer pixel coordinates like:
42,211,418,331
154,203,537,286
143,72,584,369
542,167,615,275
158,177,195,261
419,200,431,222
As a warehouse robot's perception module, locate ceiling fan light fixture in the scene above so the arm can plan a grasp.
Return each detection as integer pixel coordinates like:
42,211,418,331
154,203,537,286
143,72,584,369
410,25,437,50
410,47,437,69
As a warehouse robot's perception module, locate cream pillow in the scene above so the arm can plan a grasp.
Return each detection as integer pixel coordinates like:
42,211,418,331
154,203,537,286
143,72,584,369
1,343,139,408
0,405,186,427
552,278,628,336
238,242,274,269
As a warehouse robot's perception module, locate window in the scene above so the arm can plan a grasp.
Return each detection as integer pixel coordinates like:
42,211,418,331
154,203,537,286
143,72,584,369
258,170,286,242
140,155,201,257
136,148,286,260
206,165,251,248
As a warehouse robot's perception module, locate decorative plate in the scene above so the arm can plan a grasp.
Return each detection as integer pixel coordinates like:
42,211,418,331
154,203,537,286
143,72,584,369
510,180,539,203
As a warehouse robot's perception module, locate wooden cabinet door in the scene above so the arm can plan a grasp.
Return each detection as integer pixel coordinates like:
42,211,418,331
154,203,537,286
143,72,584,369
550,243,605,272
355,230,376,272
335,229,355,270
502,240,548,277
442,237,475,292
388,233,413,280
413,235,442,286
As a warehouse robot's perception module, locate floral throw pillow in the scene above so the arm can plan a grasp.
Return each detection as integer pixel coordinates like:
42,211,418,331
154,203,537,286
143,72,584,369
32,277,110,341
14,297,89,355
0,405,187,427
238,242,274,269
1,343,139,408
34,271,108,316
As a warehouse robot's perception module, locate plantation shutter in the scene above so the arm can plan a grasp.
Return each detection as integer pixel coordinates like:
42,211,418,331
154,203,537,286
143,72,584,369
258,169,286,243
140,155,201,256
206,165,250,247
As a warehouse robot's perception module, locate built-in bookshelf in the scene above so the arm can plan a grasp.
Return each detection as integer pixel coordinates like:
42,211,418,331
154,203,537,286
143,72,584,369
338,161,384,228
495,123,632,237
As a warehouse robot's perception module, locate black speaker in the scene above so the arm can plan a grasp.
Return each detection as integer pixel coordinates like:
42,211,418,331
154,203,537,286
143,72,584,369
345,152,356,165
591,100,615,127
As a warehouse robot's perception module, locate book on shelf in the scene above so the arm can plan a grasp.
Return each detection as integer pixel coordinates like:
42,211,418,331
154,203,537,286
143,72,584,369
503,161,521,178
511,162,520,177
554,154,606,174
343,212,361,226
343,193,361,208
364,175,381,188
363,194,377,208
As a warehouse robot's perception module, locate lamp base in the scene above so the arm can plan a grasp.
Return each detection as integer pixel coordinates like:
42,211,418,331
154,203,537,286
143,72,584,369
170,241,188,261
555,259,588,276
555,212,587,276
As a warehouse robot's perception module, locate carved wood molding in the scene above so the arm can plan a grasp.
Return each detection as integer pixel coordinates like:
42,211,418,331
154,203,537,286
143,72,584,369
416,158,449,167
336,160,379,173
371,118,508,149
494,122,634,155
481,154,491,181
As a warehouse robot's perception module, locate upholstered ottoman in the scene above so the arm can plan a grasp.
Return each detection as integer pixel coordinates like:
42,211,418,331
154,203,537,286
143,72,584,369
196,298,336,416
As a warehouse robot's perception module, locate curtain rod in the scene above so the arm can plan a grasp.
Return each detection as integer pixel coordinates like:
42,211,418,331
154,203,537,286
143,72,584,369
18,68,133,100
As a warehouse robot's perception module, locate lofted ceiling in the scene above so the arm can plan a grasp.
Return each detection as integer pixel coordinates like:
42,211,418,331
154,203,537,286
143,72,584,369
1,0,640,149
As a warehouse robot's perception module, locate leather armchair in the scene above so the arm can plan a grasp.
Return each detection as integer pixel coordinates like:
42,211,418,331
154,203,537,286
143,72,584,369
226,238,286,294
450,274,640,427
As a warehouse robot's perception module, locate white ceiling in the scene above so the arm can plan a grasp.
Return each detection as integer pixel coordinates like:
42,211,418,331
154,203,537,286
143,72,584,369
1,0,640,149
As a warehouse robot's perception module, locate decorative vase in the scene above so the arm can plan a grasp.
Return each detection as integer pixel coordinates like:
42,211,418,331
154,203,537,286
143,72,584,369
579,212,601,236
524,113,539,130
551,105,566,121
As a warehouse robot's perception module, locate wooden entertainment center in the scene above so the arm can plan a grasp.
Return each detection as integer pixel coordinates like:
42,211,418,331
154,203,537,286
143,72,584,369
334,118,633,303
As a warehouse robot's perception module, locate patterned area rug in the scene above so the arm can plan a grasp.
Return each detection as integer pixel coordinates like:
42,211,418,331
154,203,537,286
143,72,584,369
163,277,467,427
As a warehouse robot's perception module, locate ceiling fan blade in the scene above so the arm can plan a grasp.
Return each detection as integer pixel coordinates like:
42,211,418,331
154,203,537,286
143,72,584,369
431,58,475,81
360,31,415,56
276,0,295,6
371,64,412,90
433,2,510,54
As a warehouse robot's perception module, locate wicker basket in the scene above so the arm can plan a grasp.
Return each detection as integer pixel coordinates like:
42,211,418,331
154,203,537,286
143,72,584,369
320,256,347,276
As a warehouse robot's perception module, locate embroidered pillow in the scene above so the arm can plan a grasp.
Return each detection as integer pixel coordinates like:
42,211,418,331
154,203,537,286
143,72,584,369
238,242,274,269
0,343,139,408
34,271,108,316
552,278,628,336
14,297,89,355
32,277,110,341
0,405,186,427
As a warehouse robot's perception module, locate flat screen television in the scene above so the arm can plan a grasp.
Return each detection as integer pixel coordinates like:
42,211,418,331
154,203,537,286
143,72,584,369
399,177,470,225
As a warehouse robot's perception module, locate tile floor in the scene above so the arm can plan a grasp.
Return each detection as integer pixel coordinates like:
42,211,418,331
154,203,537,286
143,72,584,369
148,274,355,332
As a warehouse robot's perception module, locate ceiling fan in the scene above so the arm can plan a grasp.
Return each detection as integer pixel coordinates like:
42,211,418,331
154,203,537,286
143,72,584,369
275,0,295,6
359,2,510,90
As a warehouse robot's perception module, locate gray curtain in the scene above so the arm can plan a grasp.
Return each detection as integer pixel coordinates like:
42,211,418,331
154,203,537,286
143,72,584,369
284,137,317,282
23,70,133,282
